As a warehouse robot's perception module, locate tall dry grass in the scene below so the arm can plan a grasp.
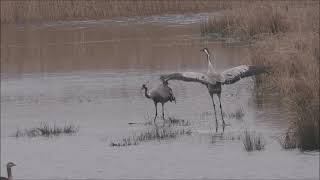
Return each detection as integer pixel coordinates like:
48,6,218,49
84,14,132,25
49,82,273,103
249,4,319,151
201,2,319,39
1,0,232,24
202,2,319,150
251,32,319,151
201,3,289,38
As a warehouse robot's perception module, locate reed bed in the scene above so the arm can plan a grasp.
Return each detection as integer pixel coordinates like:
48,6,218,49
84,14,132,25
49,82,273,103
201,2,318,39
251,28,319,152
110,125,192,147
1,0,232,24
13,122,79,138
201,3,289,39
202,2,319,151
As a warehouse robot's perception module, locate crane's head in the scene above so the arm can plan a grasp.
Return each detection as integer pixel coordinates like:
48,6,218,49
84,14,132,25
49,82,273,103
200,48,210,56
6,162,16,168
141,84,147,90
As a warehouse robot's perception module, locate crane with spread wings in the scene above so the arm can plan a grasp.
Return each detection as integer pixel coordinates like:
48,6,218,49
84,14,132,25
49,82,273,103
160,48,267,132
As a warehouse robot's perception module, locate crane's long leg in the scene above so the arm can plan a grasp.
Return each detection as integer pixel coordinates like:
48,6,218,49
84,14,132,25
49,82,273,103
154,102,158,124
161,103,165,120
161,103,167,127
217,93,226,132
210,93,218,132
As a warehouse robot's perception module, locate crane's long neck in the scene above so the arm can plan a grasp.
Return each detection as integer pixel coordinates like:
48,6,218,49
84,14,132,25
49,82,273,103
143,87,151,99
7,167,12,179
207,53,215,74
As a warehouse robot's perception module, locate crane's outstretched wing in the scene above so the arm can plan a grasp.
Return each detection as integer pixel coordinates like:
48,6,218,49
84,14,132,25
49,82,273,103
160,72,213,85
220,65,267,85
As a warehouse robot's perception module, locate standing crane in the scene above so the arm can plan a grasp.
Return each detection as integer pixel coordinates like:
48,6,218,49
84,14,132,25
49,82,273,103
141,81,176,123
160,48,267,132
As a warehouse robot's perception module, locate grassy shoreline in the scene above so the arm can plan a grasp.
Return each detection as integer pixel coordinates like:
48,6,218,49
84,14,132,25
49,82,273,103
1,0,231,24
2,0,314,24
202,2,319,150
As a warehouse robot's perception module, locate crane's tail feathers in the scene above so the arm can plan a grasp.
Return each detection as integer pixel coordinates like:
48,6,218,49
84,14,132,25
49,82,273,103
169,95,176,104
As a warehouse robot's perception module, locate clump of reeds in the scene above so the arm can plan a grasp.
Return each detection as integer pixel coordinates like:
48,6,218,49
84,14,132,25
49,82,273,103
128,117,191,126
110,126,191,147
279,132,297,150
211,132,241,144
110,137,139,147
13,122,79,138
242,130,265,152
167,117,191,126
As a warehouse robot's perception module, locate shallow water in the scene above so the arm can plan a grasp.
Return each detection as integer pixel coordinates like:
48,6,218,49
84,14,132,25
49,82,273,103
1,13,319,179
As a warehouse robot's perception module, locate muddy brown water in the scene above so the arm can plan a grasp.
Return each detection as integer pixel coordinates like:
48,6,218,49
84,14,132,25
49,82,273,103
1,13,318,179
1,13,245,75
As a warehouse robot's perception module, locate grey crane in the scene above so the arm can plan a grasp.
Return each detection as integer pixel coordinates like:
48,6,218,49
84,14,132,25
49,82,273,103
160,48,267,132
141,81,176,123
1,162,16,180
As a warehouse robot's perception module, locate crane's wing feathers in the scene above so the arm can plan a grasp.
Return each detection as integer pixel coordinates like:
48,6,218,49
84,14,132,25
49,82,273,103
220,65,267,84
160,65,267,85
160,72,212,85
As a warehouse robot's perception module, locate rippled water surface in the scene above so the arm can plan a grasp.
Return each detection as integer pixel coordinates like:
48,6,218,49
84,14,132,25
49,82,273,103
1,13,319,179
